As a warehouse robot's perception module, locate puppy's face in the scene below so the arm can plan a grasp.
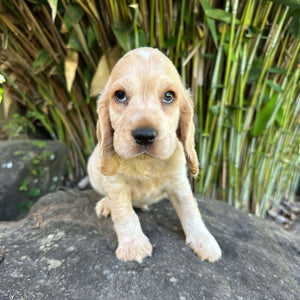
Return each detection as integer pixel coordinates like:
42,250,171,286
106,48,183,160
97,47,198,177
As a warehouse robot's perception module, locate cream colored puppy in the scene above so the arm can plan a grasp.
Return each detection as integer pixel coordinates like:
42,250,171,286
88,47,221,263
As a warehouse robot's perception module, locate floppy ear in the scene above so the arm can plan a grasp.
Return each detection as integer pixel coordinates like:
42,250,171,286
96,92,120,176
178,90,199,178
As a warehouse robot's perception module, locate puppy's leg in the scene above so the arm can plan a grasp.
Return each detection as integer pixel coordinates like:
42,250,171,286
95,197,111,218
107,186,152,263
167,178,221,262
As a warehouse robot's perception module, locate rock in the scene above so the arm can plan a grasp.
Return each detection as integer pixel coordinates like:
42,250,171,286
0,189,299,299
0,140,68,221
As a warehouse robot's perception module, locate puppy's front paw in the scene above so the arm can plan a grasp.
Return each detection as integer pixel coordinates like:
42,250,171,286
95,197,111,218
116,234,152,263
187,233,222,263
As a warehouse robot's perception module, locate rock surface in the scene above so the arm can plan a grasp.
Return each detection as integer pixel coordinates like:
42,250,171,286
0,140,68,220
0,189,299,299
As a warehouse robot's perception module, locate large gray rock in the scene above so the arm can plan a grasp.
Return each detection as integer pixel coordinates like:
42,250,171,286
0,189,299,299
0,140,68,220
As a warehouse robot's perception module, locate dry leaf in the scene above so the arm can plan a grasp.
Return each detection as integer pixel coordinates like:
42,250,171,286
3,85,13,119
90,47,120,97
47,0,58,22
65,49,79,92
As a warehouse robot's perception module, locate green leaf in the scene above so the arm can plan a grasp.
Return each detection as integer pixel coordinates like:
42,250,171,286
68,29,83,52
223,43,238,62
207,18,218,48
247,55,264,83
138,29,148,47
32,158,41,165
19,180,29,191
251,94,278,136
247,67,261,83
164,36,178,48
289,10,300,38
31,169,38,176
111,23,132,52
31,140,47,149
199,0,211,11
53,63,64,75
266,80,283,93
28,189,41,198
199,0,226,47
63,4,85,31
32,49,53,73
38,85,53,104
267,67,287,75
202,53,215,59
205,9,240,24
275,106,284,127
209,105,220,115
87,24,96,49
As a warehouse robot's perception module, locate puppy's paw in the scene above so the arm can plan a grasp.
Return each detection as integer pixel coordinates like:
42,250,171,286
187,232,222,263
95,197,111,218
116,234,152,263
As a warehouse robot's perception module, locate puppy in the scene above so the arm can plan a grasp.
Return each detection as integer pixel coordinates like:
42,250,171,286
88,47,221,263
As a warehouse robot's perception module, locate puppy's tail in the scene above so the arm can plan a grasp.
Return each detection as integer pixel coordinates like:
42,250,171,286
78,176,90,190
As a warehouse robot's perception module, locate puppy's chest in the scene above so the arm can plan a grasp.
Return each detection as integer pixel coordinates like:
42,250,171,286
128,176,167,207
120,162,170,206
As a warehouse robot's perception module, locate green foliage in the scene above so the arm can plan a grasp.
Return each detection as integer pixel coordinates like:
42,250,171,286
3,113,36,139
15,141,53,213
0,0,299,216
18,200,34,213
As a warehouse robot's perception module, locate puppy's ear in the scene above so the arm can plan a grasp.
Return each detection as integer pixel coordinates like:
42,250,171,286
178,90,199,178
96,92,120,176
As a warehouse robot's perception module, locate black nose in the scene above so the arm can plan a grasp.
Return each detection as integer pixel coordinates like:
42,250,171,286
132,127,157,146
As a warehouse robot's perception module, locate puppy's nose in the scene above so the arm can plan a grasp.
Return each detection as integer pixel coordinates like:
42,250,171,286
132,127,157,146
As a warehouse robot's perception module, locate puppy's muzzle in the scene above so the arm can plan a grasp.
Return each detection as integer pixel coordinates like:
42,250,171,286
132,127,157,146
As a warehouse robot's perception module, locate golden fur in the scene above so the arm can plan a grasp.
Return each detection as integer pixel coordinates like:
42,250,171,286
88,47,221,263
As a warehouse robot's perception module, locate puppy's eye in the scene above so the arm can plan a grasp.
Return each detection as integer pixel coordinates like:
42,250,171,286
115,90,127,103
163,91,175,104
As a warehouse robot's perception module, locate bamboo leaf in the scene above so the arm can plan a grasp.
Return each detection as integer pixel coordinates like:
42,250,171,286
138,29,148,47
199,0,218,47
90,47,120,97
65,49,79,92
164,36,178,48
266,80,283,93
205,9,241,24
209,105,220,115
47,0,58,22
199,0,210,11
267,67,287,75
223,43,238,62
251,94,278,136
207,18,218,47
32,49,53,73
63,3,85,31
67,29,83,52
2,85,13,118
87,24,96,49
289,10,300,38
275,107,284,126
111,23,132,52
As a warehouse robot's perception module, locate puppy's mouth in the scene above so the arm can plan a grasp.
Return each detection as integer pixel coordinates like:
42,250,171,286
133,145,157,158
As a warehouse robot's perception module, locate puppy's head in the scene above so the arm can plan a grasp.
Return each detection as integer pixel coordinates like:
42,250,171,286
97,47,198,177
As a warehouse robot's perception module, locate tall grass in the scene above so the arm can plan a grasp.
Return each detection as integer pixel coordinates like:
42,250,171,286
0,0,299,215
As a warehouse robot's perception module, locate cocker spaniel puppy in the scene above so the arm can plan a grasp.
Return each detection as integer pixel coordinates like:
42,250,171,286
88,47,221,263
